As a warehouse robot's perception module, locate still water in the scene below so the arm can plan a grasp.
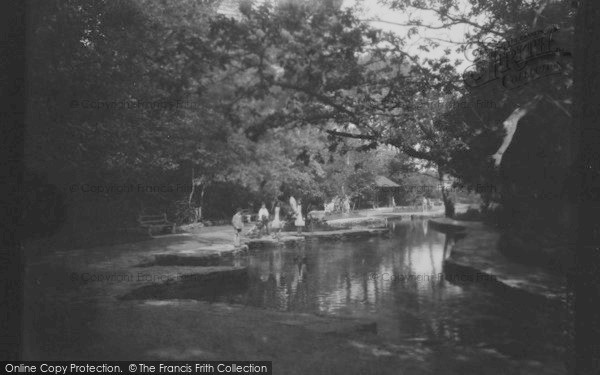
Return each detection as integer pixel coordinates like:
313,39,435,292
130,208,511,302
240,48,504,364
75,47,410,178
199,220,564,362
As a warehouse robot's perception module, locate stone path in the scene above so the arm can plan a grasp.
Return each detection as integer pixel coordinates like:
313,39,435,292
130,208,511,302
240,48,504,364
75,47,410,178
325,204,470,227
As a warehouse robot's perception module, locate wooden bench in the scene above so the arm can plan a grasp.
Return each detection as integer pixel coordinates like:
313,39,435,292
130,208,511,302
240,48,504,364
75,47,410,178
138,213,176,236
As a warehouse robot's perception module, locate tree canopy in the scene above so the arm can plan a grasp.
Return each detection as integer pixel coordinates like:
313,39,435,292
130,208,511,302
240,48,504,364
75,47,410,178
24,0,575,242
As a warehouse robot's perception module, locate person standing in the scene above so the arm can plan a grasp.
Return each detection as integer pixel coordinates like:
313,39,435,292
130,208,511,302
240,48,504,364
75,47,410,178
343,196,350,215
295,199,305,235
271,201,282,240
232,208,244,247
258,202,270,236
289,195,298,215
422,196,427,212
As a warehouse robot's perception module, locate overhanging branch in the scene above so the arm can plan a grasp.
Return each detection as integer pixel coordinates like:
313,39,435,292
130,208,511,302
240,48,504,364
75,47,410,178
327,130,437,163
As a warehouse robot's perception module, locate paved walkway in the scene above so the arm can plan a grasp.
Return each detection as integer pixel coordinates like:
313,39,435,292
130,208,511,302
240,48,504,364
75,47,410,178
326,209,443,227
325,204,470,227
430,218,566,303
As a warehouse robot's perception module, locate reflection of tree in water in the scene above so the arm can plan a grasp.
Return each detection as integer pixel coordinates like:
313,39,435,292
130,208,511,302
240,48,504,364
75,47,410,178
380,221,456,342
423,238,462,343
208,221,561,360
442,236,450,261
297,256,308,281
252,222,452,332
248,249,314,312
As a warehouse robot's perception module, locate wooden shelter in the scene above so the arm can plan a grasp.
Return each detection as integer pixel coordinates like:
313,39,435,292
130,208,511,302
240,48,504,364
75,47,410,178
374,176,400,207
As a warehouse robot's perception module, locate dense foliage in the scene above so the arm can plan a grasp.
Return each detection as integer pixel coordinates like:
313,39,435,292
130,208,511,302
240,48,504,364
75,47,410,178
24,0,575,264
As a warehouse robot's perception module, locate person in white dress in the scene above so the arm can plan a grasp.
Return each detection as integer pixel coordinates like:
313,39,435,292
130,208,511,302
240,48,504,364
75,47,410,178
343,196,350,214
295,199,305,234
271,201,282,240
258,203,270,236
231,208,244,247
289,196,297,214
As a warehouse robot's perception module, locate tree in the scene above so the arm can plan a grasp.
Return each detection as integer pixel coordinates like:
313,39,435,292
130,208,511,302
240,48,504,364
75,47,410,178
26,0,236,229
320,142,405,208
204,0,473,215
373,0,576,274
379,0,574,182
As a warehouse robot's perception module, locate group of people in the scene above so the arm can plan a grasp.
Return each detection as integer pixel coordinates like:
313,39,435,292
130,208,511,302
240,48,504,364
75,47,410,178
231,196,306,247
324,195,351,214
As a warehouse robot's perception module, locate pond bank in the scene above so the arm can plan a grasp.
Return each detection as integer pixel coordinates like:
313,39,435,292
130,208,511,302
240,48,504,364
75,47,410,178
324,204,470,227
23,220,566,374
430,218,566,303
23,227,393,369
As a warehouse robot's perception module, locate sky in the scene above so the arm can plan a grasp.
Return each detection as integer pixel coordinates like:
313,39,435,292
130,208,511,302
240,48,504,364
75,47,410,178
217,0,479,73
344,0,476,73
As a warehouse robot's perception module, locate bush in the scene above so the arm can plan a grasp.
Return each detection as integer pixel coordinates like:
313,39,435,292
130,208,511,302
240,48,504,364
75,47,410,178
171,200,198,225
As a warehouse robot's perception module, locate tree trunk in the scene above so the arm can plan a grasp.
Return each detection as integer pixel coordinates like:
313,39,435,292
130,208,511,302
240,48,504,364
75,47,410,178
491,97,541,167
188,168,197,222
197,184,206,222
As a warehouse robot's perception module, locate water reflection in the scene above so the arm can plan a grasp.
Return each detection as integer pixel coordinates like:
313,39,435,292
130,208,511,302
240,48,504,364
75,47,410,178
244,222,447,315
198,220,564,361
442,235,455,261
234,223,426,315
